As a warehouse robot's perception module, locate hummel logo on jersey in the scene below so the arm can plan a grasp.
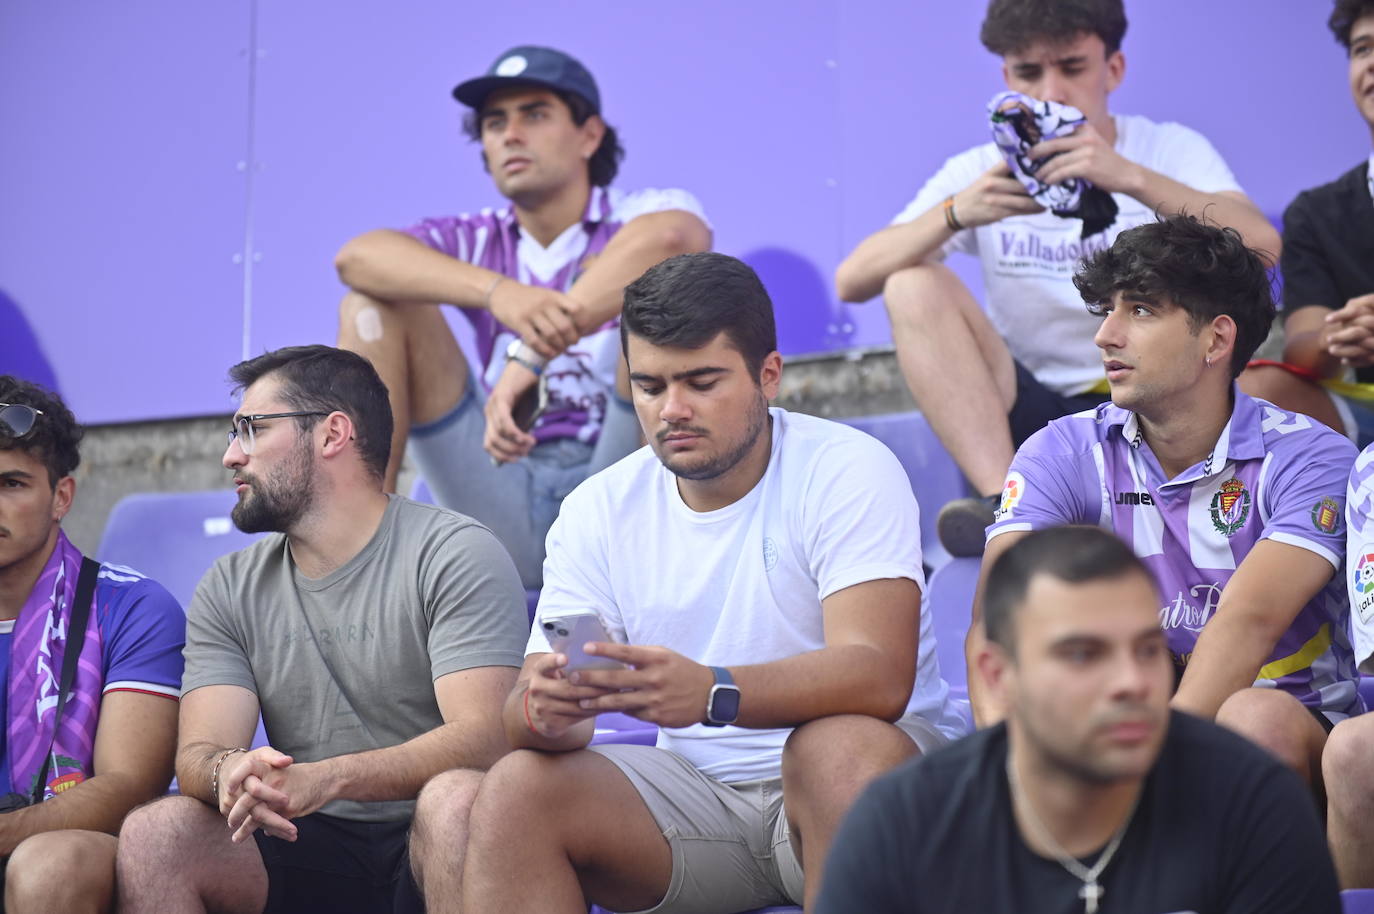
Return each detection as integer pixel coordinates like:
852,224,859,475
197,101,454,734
1114,491,1154,506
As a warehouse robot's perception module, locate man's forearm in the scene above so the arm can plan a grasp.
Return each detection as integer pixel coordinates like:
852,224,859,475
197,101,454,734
309,719,511,805
176,740,236,805
0,771,166,854
335,229,502,308
964,623,1002,728
836,207,954,303
727,643,915,728
1172,611,1289,718
503,680,596,752
565,210,711,331
1129,170,1281,258
1283,329,1344,379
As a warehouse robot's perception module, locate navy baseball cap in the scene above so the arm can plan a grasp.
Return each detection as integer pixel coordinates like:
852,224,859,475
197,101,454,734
453,46,601,114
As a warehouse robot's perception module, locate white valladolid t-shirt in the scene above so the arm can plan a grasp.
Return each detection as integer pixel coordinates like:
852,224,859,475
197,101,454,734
892,114,1243,396
528,408,965,783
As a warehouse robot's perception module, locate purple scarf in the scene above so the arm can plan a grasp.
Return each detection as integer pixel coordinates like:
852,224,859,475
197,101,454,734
7,531,103,800
988,90,1119,239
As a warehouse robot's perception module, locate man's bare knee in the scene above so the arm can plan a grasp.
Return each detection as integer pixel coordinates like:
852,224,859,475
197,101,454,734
783,715,917,795
1216,689,1321,774
883,264,957,323
7,830,117,914
339,290,394,343
1324,716,1374,801
118,796,227,875
411,768,484,884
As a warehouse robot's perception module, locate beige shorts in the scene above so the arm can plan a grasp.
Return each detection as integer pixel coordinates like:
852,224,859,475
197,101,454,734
590,714,947,914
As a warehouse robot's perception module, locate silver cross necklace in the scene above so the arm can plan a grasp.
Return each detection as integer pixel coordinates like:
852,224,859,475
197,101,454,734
1006,756,1140,914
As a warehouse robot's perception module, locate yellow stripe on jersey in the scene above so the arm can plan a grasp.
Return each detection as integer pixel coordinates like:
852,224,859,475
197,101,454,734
1257,622,1331,681
1321,379,1374,405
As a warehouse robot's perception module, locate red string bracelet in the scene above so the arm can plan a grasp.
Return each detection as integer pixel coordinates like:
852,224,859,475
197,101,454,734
523,687,540,736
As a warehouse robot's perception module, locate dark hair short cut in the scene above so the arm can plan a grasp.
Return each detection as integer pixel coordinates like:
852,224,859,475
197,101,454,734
1330,0,1374,49
984,526,1153,652
620,253,778,377
463,88,623,187
0,376,82,488
1073,213,1276,378
981,0,1128,56
228,346,392,481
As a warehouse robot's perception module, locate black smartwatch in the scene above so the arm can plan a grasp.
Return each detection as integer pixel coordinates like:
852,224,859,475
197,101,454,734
703,666,741,727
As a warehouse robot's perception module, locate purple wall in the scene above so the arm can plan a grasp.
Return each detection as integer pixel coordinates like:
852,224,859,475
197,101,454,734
2,1,1369,423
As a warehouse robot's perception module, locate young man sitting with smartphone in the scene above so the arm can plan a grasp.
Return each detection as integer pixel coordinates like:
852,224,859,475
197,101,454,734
407,252,965,914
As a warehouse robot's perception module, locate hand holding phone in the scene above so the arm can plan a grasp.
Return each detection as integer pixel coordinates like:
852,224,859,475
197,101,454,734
541,609,626,673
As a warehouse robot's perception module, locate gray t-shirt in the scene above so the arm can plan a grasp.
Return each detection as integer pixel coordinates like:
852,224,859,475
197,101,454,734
183,495,527,821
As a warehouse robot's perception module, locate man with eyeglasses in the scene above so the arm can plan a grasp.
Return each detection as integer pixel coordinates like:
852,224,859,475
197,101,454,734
111,345,528,914
0,377,185,914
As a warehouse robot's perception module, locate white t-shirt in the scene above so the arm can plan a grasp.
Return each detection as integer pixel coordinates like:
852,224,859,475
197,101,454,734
892,114,1243,396
528,408,965,783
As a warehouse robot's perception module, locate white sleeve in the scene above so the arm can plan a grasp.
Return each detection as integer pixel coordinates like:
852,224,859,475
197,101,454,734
890,145,995,258
1147,122,1243,195
526,485,625,656
801,435,926,599
609,187,712,230
1346,445,1374,670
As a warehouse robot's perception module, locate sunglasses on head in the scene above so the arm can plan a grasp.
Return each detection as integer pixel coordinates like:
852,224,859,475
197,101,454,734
0,404,43,439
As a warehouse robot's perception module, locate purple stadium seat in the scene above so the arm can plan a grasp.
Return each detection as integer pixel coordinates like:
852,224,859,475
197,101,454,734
1360,676,1374,712
924,556,979,706
96,489,267,608
838,411,969,572
590,711,657,747
1344,889,1374,913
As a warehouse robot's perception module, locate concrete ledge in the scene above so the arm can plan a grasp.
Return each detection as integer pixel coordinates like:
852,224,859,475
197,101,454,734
64,346,913,554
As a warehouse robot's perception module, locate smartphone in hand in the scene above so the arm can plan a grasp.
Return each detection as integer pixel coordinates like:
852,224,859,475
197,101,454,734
541,609,626,673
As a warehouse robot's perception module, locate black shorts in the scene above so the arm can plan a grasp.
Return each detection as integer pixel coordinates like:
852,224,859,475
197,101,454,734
1008,360,1109,447
253,812,421,914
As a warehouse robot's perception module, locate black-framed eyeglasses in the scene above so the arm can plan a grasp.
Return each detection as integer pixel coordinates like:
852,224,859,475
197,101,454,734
227,411,330,455
0,404,44,439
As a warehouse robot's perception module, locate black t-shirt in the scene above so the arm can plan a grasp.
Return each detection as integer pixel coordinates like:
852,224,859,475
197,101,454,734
816,712,1339,914
1280,160,1374,384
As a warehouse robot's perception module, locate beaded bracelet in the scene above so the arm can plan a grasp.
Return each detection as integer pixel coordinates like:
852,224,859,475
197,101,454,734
210,747,249,805
942,195,964,232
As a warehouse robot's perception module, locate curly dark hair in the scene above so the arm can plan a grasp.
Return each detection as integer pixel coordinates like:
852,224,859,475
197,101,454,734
229,345,392,482
1329,0,1374,49
981,0,1128,56
1073,214,1276,379
463,88,624,188
0,376,83,487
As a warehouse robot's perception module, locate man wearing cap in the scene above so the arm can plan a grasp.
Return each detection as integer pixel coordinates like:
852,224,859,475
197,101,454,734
336,46,711,589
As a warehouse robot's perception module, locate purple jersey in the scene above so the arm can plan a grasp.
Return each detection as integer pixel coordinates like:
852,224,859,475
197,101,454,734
989,390,1360,717
403,186,707,445
0,562,184,795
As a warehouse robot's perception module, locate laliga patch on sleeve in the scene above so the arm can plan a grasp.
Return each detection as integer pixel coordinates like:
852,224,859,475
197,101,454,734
1311,496,1341,534
1352,547,1374,624
996,471,1026,520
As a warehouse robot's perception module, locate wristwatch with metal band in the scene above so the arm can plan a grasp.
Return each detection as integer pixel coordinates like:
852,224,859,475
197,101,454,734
504,338,549,376
703,666,741,727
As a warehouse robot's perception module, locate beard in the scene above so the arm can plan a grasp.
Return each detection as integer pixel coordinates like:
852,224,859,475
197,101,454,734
656,394,770,482
231,440,316,534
